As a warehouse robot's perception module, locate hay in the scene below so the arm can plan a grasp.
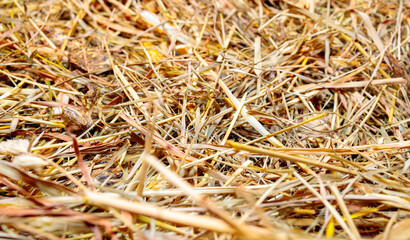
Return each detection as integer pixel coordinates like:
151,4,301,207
0,0,409,239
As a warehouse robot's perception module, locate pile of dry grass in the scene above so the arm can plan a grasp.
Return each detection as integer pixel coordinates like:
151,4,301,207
0,0,409,239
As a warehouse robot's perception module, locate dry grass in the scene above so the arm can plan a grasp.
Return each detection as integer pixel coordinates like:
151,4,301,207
0,0,409,239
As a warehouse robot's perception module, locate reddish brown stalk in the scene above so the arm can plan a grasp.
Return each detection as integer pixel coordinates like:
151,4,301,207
68,133,95,191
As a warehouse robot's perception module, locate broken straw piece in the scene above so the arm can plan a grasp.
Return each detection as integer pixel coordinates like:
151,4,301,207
0,139,30,155
0,139,47,172
12,153,47,172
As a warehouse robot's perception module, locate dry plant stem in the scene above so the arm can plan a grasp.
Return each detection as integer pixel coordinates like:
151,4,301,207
136,157,149,197
227,141,357,175
221,93,247,145
0,176,46,207
0,69,82,95
381,212,399,240
247,112,327,145
223,160,252,187
40,156,88,192
69,134,95,191
136,106,156,197
260,140,410,155
175,96,215,175
295,78,406,92
120,111,198,162
84,191,267,236
12,0,56,50
329,185,361,240
114,65,147,114
108,207,141,233
31,114,183,152
60,0,92,51
14,222,60,240
294,172,357,240
137,181,340,198
141,153,250,235
194,51,284,147
239,173,288,224
16,116,65,128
